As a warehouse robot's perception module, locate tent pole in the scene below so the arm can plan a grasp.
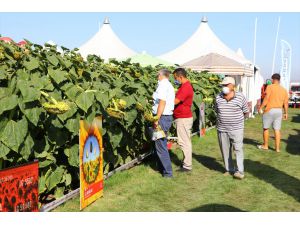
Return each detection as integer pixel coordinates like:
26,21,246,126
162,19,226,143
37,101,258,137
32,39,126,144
253,17,258,65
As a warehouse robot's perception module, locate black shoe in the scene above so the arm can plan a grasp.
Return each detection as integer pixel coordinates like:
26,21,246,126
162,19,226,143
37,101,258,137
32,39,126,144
177,167,192,173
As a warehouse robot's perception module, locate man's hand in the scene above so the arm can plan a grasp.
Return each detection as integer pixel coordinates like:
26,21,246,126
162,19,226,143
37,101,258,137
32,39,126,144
283,113,288,120
153,120,159,129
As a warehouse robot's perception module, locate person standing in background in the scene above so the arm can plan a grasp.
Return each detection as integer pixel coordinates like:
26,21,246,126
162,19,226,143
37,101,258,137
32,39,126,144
215,77,249,179
258,73,288,153
173,68,194,172
152,69,175,178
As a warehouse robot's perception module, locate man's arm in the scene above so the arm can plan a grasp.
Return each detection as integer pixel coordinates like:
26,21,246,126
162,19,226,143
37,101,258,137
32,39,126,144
241,95,250,118
283,91,288,120
156,100,166,119
174,98,181,105
153,99,166,128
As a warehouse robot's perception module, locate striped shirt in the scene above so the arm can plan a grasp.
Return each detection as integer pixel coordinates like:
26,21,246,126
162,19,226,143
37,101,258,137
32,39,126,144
215,92,249,132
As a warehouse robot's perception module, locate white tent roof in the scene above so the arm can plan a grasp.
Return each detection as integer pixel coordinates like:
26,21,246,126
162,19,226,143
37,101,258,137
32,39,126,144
79,17,136,61
182,53,254,76
236,48,245,58
159,17,252,66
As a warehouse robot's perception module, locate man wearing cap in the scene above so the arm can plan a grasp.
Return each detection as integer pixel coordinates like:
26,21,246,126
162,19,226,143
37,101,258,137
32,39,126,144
152,69,175,178
215,77,249,179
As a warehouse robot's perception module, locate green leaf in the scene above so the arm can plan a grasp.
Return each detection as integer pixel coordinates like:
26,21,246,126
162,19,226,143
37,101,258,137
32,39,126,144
46,54,59,66
23,56,40,71
64,85,82,102
64,144,79,167
65,173,72,186
20,134,34,160
16,69,30,80
0,117,9,137
107,125,123,148
39,159,54,168
57,102,78,121
0,117,28,152
46,125,69,147
35,150,48,159
0,142,11,158
0,94,18,116
22,107,43,126
54,186,65,199
46,166,65,191
48,68,67,84
39,174,47,194
95,91,109,109
126,109,137,127
65,118,79,133
18,80,41,103
75,92,94,113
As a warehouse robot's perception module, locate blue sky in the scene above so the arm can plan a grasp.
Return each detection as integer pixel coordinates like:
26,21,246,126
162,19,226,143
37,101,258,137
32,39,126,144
0,13,299,81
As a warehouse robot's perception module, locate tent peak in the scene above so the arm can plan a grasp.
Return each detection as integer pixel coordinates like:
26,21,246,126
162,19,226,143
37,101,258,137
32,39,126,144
201,16,208,23
103,17,110,24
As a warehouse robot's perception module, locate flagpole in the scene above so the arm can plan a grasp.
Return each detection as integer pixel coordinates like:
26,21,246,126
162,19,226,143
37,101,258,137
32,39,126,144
272,17,281,75
253,17,258,65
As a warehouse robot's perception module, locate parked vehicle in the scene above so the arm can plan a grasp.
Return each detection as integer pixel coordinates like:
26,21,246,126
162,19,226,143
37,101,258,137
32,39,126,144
289,82,300,107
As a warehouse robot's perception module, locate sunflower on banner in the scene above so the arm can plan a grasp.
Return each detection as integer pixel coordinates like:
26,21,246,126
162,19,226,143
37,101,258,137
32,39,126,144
79,117,103,210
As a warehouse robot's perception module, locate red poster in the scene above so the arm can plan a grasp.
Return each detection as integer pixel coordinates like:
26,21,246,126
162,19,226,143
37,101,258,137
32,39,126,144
0,161,39,212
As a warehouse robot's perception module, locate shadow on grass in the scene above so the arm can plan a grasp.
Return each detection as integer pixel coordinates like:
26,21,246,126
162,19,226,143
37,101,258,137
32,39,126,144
188,203,246,212
192,153,224,173
282,129,300,155
245,159,300,203
169,151,182,167
143,152,161,173
143,148,182,173
244,138,261,147
291,113,300,123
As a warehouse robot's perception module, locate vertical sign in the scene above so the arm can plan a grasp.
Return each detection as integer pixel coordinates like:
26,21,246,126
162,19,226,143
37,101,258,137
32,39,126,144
280,40,292,92
0,161,39,212
199,103,206,137
80,116,103,210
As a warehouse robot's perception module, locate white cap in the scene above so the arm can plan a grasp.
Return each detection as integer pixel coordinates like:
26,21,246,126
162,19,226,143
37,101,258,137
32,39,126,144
220,76,235,85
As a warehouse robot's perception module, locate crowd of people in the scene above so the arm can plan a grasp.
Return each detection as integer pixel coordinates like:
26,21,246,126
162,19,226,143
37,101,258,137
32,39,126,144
151,68,289,179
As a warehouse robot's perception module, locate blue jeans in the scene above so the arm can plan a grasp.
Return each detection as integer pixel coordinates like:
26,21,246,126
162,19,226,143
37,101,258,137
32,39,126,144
155,115,173,177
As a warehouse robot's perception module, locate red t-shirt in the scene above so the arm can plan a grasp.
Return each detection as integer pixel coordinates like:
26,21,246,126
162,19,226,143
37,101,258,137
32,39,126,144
174,81,194,119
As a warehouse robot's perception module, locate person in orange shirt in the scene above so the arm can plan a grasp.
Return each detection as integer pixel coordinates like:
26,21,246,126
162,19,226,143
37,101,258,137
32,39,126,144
257,73,288,152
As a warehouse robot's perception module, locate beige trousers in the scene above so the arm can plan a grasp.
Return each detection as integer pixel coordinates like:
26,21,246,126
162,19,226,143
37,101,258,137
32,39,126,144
175,117,193,170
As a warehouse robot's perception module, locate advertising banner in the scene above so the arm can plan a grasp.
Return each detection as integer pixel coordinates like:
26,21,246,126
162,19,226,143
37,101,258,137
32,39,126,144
0,161,39,212
199,102,206,137
80,117,103,210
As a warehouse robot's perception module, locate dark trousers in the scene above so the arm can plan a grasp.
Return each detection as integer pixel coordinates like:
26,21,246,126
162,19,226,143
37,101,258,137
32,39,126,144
155,115,173,177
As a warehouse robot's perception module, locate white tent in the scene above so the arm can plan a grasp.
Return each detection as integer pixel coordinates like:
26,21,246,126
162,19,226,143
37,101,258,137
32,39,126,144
236,48,264,116
159,17,264,116
79,18,136,61
159,17,252,67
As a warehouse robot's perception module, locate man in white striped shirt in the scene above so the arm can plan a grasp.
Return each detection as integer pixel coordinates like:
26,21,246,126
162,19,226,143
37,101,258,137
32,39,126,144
215,77,249,179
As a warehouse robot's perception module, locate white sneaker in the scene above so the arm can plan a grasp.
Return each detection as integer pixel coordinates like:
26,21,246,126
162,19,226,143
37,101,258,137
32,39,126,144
233,172,245,180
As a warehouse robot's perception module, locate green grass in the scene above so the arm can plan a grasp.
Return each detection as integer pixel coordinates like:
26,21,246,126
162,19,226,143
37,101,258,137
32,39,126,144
55,109,300,212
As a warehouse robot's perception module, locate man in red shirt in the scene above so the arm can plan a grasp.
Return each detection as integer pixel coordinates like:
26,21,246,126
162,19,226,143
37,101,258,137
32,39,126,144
173,68,194,172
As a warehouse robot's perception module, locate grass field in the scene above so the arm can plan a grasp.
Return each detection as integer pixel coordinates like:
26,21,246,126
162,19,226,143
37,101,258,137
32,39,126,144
55,108,300,212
